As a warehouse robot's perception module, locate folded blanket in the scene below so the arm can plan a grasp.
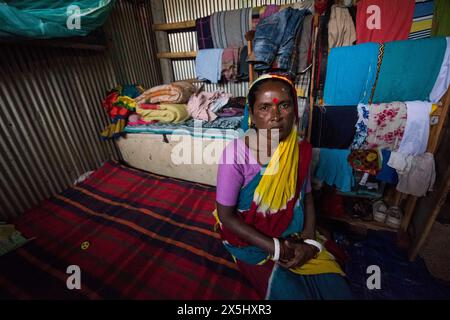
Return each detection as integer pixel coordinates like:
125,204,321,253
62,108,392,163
136,103,190,123
135,82,195,104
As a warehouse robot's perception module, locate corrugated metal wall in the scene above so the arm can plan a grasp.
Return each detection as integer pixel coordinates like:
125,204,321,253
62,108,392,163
0,0,162,220
161,0,306,97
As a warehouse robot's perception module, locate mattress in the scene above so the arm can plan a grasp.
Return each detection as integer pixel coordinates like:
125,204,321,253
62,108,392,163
0,161,259,299
117,131,239,186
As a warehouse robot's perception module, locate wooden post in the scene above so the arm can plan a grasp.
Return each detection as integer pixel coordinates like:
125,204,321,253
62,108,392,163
307,14,320,142
406,88,450,260
151,0,175,84
408,164,450,260
398,88,450,235
245,30,255,85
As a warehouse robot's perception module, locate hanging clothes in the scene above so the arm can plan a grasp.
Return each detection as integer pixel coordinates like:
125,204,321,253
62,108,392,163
430,37,450,103
409,0,434,40
311,105,358,149
210,8,251,48
387,152,413,175
196,16,214,49
347,149,381,176
237,46,249,81
289,0,315,13
371,37,447,104
328,5,356,48
323,42,378,106
195,49,224,83
351,103,370,150
356,0,415,44
376,149,398,185
363,101,407,151
314,3,333,102
397,101,432,156
315,148,355,193
395,153,436,197
247,7,307,72
221,48,240,83
297,14,313,73
251,5,281,30
431,0,450,37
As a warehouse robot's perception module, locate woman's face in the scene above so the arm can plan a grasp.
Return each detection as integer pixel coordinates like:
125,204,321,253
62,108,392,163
250,80,295,141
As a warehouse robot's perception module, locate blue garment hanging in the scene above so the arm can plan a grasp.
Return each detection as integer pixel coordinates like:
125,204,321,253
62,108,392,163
372,37,446,103
323,42,379,106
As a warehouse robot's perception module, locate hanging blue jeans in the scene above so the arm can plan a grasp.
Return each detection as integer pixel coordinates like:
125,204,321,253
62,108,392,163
248,7,307,72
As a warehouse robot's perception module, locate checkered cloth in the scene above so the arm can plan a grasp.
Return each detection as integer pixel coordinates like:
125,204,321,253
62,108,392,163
0,161,259,299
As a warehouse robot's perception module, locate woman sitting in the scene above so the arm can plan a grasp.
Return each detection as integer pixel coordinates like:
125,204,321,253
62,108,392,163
214,73,353,300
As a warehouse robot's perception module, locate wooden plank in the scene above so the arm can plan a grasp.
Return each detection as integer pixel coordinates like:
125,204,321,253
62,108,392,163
409,164,450,261
151,0,175,84
400,196,418,232
320,215,397,233
427,92,450,154
157,51,197,59
0,36,107,51
153,20,196,31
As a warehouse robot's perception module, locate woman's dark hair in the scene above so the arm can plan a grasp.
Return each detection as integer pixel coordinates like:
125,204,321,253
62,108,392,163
248,78,295,113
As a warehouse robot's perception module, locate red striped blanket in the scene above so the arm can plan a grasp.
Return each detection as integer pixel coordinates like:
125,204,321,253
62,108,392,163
0,161,259,299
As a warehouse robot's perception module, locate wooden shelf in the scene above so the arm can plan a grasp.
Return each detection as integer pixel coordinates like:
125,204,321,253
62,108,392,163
0,30,108,51
157,51,197,59
153,21,196,31
319,215,397,233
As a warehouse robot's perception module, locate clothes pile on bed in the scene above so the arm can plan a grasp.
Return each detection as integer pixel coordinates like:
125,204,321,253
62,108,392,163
133,81,194,124
122,81,245,138
100,84,143,139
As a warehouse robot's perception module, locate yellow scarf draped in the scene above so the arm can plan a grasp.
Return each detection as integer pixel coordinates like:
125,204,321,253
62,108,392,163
253,125,298,215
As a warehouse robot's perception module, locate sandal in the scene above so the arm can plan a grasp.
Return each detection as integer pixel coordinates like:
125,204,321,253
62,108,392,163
373,200,388,223
385,206,403,229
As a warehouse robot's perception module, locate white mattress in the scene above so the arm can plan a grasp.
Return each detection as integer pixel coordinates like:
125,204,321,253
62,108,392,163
116,133,237,186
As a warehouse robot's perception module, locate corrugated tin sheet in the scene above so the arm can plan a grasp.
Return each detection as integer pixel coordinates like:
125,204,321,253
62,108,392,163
0,0,161,220
163,0,304,97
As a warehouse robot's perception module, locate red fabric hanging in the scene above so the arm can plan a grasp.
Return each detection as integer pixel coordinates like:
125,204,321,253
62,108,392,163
356,0,415,44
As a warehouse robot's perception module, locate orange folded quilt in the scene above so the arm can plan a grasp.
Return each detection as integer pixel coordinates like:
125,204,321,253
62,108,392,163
135,81,195,104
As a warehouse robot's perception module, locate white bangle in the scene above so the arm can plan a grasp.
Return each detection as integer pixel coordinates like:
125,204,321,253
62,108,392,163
303,239,323,254
272,238,280,261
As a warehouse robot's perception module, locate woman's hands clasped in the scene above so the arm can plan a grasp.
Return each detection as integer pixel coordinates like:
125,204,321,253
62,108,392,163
278,237,319,269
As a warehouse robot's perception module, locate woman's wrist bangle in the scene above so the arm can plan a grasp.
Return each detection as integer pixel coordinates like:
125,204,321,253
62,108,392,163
303,239,323,254
272,238,280,261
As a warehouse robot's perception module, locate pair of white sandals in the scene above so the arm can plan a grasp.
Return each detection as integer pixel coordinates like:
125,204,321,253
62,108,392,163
373,200,402,229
